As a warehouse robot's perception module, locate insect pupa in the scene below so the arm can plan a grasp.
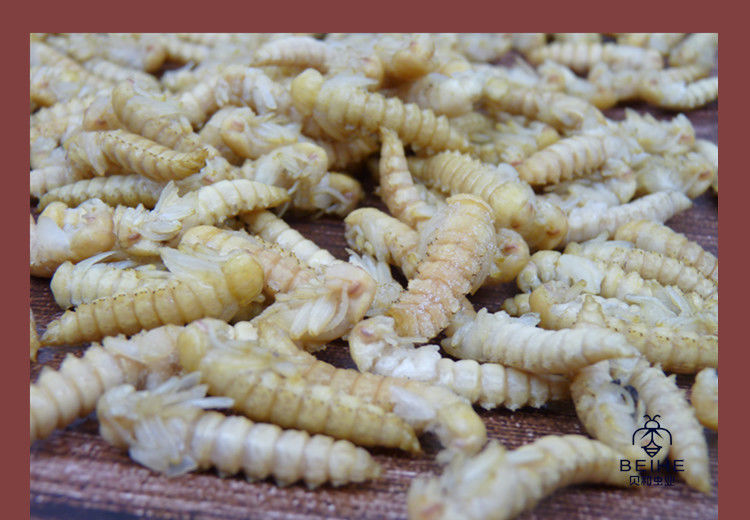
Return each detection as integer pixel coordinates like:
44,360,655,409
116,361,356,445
97,373,382,488
407,435,637,520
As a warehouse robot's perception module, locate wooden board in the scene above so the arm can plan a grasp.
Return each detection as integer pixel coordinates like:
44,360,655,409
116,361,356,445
30,101,719,520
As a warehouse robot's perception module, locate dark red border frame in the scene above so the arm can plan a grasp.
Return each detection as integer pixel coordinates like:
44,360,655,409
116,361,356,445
7,3,736,518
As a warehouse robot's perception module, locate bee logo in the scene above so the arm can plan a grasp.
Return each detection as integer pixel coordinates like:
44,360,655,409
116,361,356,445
632,414,672,458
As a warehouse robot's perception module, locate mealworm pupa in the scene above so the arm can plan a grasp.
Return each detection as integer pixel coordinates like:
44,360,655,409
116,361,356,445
610,357,711,493
30,138,69,172
378,126,438,229
345,206,528,285
693,138,718,194
30,60,113,108
407,435,636,520
236,142,335,214
563,190,692,245
373,33,437,84
516,248,714,318
473,118,561,166
158,35,212,64
528,284,717,374
65,129,209,182
310,172,364,217
386,194,496,339
501,292,533,316
349,315,569,410
255,36,385,85
97,373,382,488
253,36,334,72
443,307,637,375
614,220,718,284
691,368,718,431
81,91,124,132
290,68,471,153
30,325,184,442
564,238,717,300
639,77,718,111
40,249,265,347
176,328,421,453
515,133,609,186
345,207,422,278
50,252,170,309
527,41,664,74
38,174,165,210
174,179,291,236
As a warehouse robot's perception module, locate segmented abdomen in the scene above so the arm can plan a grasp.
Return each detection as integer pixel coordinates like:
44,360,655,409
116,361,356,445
443,308,637,375
50,258,168,309
516,134,608,185
564,190,692,244
378,127,437,229
30,164,89,199
242,211,336,269
253,36,332,71
185,179,290,229
387,195,496,338
614,220,718,283
31,346,141,442
571,242,717,300
528,42,663,73
195,411,381,487
38,174,164,210
71,130,208,182
41,276,236,346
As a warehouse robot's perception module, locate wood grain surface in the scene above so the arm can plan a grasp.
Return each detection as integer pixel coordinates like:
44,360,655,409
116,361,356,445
30,99,719,520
